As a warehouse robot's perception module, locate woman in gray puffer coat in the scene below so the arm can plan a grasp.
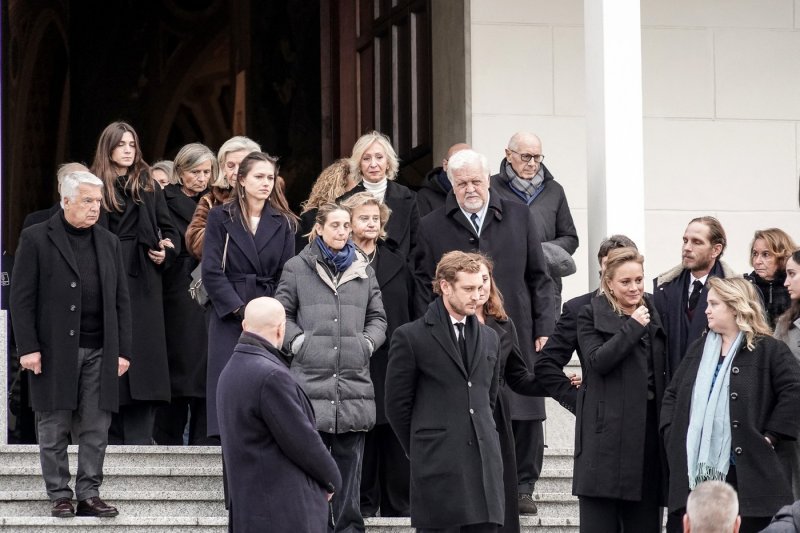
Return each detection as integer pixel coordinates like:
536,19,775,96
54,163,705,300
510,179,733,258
275,202,387,533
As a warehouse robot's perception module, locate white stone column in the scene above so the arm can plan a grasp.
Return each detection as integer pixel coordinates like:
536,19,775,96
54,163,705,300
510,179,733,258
583,0,645,288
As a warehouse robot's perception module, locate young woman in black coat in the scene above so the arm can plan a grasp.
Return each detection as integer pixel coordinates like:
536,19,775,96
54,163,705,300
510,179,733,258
661,277,800,533
744,228,796,329
202,151,298,439
574,247,668,533
155,143,216,445
473,254,580,532
91,121,179,445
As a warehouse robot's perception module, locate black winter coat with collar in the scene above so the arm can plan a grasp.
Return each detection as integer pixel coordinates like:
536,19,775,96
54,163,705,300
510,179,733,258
660,334,800,516
574,294,668,502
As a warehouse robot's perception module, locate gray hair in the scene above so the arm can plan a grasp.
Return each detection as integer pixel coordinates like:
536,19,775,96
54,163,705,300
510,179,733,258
685,481,739,533
172,143,218,186
60,171,104,208
213,136,262,188
446,149,490,182
151,160,175,184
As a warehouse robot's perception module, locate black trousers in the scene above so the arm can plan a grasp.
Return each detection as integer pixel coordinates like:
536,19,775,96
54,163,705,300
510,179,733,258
153,397,215,445
108,402,156,445
360,423,410,517
512,419,544,495
36,348,111,501
321,431,365,533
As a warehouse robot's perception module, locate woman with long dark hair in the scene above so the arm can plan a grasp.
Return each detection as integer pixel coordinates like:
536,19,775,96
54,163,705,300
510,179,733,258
91,121,179,445
202,151,297,440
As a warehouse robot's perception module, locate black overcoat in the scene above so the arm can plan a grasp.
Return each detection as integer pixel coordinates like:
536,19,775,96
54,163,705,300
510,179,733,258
371,242,414,425
162,184,208,398
203,202,295,437
385,298,503,529
413,192,555,419
217,332,342,533
486,316,550,533
104,181,179,404
535,291,595,413
660,335,800,516
338,180,419,259
574,294,668,502
10,212,132,412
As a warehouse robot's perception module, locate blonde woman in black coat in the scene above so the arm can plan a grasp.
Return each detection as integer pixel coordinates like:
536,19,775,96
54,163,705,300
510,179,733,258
574,247,667,533
661,277,800,533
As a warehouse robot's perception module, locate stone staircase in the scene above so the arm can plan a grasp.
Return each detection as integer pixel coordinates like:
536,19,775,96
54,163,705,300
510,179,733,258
0,445,579,532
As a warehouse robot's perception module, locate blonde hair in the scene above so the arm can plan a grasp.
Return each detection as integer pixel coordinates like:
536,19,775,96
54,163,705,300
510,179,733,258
749,228,797,271
601,247,645,315
706,277,771,349
339,191,391,242
349,131,399,182
150,160,175,185
301,159,353,213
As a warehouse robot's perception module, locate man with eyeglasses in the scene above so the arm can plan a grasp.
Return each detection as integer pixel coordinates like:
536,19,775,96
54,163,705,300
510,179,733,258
490,131,578,515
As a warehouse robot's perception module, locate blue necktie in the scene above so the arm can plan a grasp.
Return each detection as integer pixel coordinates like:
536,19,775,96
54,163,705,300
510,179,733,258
470,213,480,234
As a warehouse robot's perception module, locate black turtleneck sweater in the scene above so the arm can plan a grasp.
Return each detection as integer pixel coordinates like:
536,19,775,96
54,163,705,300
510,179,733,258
62,213,103,348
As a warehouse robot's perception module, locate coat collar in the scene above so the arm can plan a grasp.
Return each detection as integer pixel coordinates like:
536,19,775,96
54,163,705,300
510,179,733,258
299,242,371,292
423,297,478,377
222,203,284,273
237,331,291,367
164,184,204,223
47,211,80,275
590,293,664,337
655,260,739,288
372,241,404,287
443,188,504,236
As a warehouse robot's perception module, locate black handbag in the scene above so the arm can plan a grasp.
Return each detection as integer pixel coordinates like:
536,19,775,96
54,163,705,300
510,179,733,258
189,233,228,307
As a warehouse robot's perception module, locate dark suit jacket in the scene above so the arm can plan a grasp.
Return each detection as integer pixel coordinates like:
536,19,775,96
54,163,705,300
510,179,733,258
386,298,503,529
217,332,342,533
535,291,595,413
10,212,132,412
413,191,555,419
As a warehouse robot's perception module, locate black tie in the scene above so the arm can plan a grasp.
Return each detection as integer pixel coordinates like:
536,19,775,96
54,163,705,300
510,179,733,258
470,213,480,234
455,322,469,370
687,280,703,319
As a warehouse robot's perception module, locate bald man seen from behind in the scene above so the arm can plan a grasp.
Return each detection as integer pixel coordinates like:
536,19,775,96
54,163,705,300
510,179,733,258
217,297,341,533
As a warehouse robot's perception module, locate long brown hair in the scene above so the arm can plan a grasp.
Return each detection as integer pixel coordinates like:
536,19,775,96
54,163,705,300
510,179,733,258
476,254,508,321
776,249,800,338
90,121,152,212
229,152,298,231
301,159,353,213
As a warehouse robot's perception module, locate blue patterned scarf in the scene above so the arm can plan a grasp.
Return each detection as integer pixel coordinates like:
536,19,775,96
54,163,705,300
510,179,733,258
315,236,356,273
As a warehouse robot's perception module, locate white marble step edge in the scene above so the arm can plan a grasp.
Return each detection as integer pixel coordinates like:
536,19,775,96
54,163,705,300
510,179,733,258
0,517,581,527
0,491,223,501
0,466,223,476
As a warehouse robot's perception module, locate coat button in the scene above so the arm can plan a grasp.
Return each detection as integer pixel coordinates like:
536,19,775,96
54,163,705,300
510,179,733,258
468,441,473,446
69,305,76,311
70,281,77,288
469,408,474,414
334,346,337,350
732,420,739,428
334,318,338,322
69,330,75,336
333,373,337,378
467,381,472,387
734,447,743,455
732,367,740,374
330,400,335,404
730,392,738,400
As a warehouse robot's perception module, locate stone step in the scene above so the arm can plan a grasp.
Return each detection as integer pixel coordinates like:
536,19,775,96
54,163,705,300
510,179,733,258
0,466,222,493
0,491,224,517
0,516,579,533
0,445,223,468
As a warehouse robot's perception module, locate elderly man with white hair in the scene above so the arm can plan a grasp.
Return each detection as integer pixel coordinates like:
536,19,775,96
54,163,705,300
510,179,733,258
413,149,555,517
10,171,131,518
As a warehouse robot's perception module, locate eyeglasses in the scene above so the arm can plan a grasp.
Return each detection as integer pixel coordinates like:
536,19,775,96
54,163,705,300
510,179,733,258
509,149,544,163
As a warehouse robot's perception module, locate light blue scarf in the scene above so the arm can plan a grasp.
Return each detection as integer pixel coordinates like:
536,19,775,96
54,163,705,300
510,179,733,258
686,330,744,489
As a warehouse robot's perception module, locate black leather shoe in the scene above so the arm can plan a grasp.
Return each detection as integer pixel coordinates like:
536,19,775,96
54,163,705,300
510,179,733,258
51,498,75,518
76,497,118,517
